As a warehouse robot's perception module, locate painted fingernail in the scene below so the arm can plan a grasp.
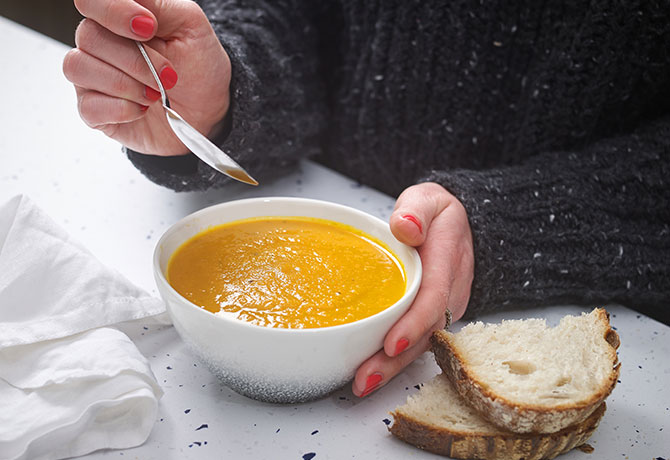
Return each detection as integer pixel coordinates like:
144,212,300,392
401,214,423,233
159,66,178,90
140,105,149,112
130,16,154,38
145,86,161,101
395,338,410,356
361,372,383,397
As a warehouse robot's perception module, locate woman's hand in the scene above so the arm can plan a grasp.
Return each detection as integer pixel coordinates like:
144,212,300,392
63,0,230,156
353,182,474,397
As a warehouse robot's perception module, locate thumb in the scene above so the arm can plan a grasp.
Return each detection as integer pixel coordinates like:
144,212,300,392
74,0,203,41
137,0,210,39
389,182,452,247
74,0,157,40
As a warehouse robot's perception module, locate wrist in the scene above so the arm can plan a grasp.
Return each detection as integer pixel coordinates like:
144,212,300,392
206,103,233,146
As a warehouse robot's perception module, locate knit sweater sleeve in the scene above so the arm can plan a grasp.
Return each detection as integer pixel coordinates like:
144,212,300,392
423,117,670,322
126,0,325,191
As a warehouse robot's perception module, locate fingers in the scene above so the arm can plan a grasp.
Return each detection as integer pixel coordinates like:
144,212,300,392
352,317,440,397
63,48,160,107
74,86,147,129
390,182,452,246
74,19,177,91
64,18,180,131
74,0,157,40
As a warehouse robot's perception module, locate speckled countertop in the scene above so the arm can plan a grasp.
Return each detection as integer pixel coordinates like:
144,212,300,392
1,16,668,460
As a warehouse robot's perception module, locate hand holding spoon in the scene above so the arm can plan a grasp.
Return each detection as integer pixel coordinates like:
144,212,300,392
135,41,258,186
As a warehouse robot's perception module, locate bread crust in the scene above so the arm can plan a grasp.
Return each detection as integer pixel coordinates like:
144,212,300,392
390,401,606,460
431,308,620,434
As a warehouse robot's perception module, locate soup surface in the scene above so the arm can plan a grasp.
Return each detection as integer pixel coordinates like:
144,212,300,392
166,216,406,328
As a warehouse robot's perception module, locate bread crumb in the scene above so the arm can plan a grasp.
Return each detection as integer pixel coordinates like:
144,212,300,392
577,443,594,453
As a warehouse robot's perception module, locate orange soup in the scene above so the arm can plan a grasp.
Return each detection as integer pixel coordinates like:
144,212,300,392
166,216,406,328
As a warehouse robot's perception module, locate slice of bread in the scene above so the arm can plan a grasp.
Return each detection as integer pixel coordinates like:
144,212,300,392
390,373,606,460
430,308,620,433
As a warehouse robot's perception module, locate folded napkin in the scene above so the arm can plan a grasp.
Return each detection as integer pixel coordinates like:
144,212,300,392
0,195,167,460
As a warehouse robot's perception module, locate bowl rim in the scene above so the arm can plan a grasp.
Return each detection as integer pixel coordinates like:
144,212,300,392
153,196,422,335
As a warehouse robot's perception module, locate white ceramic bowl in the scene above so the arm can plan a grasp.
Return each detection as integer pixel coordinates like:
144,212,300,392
154,197,422,403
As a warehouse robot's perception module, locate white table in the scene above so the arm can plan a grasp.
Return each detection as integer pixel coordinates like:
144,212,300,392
1,16,668,460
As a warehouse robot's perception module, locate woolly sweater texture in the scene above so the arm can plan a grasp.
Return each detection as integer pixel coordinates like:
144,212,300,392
127,0,670,322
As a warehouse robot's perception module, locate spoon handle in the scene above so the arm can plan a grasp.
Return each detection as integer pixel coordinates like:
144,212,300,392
135,41,168,107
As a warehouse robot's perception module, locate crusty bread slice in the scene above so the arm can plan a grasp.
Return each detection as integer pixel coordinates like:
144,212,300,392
431,308,620,434
390,373,606,460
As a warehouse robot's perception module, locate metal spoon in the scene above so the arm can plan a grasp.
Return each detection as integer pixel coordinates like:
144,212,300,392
135,41,258,186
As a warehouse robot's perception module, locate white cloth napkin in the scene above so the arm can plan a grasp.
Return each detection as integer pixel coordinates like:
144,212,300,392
0,195,167,460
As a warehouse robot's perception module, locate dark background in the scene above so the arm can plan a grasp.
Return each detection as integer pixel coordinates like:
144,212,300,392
1,0,81,47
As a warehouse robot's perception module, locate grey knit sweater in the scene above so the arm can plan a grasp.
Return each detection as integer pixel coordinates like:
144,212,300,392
127,0,670,323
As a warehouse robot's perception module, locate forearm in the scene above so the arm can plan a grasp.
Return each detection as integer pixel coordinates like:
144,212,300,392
424,117,670,320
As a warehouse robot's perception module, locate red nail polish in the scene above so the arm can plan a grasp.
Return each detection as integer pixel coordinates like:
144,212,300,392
145,86,161,101
130,16,154,38
140,105,149,112
361,385,381,398
159,67,178,90
361,373,383,397
402,214,423,233
395,338,410,356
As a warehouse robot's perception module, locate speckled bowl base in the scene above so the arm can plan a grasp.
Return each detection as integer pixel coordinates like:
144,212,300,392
183,340,349,404
209,363,348,404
